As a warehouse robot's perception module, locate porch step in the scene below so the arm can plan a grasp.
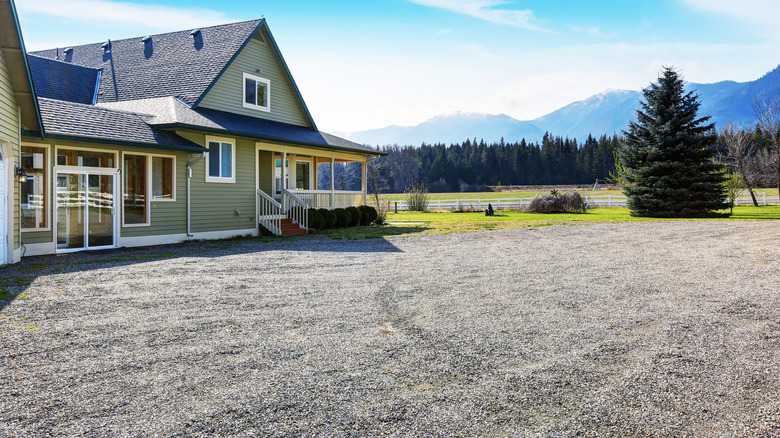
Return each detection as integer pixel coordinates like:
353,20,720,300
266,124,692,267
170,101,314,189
279,218,307,236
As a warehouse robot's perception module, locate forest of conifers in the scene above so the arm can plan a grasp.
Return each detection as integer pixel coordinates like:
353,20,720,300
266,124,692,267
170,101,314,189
370,133,622,193
366,127,778,193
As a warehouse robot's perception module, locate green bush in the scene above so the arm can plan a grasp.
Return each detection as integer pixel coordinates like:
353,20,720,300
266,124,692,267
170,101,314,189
346,206,361,227
368,205,379,224
307,208,323,231
332,208,350,228
358,205,373,226
318,208,336,229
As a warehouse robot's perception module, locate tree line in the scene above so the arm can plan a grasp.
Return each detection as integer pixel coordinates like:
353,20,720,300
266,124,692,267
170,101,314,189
367,125,779,197
371,133,622,193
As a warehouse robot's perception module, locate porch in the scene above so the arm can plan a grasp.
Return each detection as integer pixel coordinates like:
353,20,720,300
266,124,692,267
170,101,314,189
258,149,367,210
255,148,370,236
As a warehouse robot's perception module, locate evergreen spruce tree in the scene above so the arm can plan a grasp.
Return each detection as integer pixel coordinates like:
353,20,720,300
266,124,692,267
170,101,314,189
618,66,729,217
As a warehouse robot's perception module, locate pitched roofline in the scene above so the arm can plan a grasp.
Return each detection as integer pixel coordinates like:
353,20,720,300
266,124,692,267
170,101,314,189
4,0,44,138
22,130,208,153
155,122,383,156
190,19,319,131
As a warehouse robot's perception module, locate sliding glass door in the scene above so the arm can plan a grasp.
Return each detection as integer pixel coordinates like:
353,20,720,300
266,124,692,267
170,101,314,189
56,171,117,251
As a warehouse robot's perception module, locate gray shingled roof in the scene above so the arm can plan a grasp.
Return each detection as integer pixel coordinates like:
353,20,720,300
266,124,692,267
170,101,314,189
38,98,205,152
31,20,263,107
28,55,101,105
97,97,380,155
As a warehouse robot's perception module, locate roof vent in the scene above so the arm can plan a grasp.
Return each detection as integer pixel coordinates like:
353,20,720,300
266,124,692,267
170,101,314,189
63,47,73,54
190,29,201,37
141,36,151,44
101,40,111,53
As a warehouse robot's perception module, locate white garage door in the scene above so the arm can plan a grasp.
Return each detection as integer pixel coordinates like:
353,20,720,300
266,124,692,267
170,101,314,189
0,151,6,265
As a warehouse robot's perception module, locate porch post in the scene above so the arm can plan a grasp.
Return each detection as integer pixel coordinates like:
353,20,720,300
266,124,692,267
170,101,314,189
329,157,334,209
361,159,367,205
281,151,287,209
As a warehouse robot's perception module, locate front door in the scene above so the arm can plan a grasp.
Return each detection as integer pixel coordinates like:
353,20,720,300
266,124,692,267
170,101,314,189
56,171,117,251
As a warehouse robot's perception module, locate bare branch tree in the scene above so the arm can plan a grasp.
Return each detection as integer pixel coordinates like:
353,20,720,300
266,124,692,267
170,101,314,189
720,123,760,206
752,94,780,194
367,158,390,224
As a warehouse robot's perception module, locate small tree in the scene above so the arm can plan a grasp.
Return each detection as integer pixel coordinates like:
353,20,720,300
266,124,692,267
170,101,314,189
405,181,430,212
723,169,744,213
367,158,390,224
618,66,728,217
720,123,761,206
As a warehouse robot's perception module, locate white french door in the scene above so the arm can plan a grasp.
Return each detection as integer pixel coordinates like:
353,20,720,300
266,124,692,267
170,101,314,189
56,170,118,252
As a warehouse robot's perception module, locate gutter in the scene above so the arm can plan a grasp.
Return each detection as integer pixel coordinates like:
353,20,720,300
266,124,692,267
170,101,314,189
185,151,206,237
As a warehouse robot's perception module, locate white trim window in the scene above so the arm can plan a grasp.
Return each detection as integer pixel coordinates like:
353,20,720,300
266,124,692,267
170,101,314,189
206,138,235,183
122,153,176,227
20,144,50,231
243,72,270,112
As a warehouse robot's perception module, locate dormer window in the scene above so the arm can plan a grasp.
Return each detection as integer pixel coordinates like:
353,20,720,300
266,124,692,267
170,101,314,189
243,72,270,112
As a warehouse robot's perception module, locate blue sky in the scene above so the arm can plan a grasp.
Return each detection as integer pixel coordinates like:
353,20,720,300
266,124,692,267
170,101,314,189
15,0,780,133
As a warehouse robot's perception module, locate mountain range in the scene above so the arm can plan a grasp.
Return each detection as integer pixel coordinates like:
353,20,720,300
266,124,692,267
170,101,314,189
336,65,780,146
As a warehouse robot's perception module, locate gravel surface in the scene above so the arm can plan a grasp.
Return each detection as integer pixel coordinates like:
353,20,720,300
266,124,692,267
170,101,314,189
1,221,780,437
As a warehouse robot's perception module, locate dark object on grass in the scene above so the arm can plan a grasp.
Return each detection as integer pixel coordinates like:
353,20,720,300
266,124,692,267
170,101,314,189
485,203,495,216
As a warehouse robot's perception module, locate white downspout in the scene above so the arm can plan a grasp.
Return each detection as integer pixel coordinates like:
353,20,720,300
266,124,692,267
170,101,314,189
186,152,206,237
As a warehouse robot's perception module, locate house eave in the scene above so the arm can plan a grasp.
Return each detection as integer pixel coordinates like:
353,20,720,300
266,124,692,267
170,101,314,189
156,122,383,156
27,132,208,153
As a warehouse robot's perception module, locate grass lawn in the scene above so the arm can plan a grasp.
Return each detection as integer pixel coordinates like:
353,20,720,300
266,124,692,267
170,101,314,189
320,205,780,239
379,188,780,201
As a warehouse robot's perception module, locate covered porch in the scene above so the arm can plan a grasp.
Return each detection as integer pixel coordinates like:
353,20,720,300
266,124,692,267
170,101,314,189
256,144,368,210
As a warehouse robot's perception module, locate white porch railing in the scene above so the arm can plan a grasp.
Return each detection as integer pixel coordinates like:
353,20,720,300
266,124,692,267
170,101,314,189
291,189,365,209
282,188,308,233
256,189,283,235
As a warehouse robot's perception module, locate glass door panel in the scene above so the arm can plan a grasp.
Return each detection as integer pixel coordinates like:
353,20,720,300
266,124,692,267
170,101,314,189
57,172,116,251
57,173,86,250
87,174,114,247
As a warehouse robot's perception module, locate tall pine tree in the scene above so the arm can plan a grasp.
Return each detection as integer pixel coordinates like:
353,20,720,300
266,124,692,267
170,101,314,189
618,67,728,217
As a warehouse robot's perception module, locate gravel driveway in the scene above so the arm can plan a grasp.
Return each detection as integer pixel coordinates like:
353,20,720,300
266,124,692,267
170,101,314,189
2,221,780,437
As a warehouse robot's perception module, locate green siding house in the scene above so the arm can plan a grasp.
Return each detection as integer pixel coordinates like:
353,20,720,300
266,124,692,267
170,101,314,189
8,10,380,258
0,0,44,265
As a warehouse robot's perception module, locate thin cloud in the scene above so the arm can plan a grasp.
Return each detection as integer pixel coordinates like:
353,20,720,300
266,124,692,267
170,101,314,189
679,0,780,36
409,0,549,32
568,26,616,39
16,0,233,29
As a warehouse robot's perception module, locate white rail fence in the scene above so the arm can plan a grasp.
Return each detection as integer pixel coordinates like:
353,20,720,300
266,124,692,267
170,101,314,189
388,192,777,211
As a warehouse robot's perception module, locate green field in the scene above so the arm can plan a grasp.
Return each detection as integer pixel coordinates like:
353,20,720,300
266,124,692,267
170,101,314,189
320,205,780,239
379,188,779,202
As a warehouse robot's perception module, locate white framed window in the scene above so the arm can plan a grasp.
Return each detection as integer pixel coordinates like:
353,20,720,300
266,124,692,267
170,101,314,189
21,144,50,231
205,137,235,183
122,152,176,227
243,72,270,112
151,156,175,201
